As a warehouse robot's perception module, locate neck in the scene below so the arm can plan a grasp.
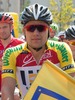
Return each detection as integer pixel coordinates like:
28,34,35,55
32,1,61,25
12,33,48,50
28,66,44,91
1,35,11,48
28,45,46,64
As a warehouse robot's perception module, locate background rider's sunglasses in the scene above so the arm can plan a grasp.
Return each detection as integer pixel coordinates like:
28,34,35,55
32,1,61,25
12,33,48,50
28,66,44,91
25,25,48,32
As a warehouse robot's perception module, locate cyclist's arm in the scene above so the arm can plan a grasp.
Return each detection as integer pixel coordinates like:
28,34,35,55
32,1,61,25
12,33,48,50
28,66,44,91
2,48,17,100
69,72,75,78
57,42,75,77
2,77,16,100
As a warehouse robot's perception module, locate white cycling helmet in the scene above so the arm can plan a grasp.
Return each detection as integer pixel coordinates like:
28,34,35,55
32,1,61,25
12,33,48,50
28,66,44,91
0,12,13,24
20,3,53,25
57,31,66,38
65,25,75,40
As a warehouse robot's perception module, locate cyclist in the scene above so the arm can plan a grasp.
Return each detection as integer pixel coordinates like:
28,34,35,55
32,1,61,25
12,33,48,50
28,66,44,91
64,25,75,60
58,26,75,60
57,31,66,41
0,12,24,100
1,3,75,100
65,25,75,40
49,23,59,41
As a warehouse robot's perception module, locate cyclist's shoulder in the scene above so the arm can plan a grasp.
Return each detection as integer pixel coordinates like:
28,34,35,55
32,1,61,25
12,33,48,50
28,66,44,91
5,42,26,54
12,37,24,43
47,40,67,47
49,36,59,41
47,40,71,52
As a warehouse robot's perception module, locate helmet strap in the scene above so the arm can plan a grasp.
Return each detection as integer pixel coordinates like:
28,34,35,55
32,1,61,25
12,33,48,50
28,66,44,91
32,47,42,52
27,44,45,52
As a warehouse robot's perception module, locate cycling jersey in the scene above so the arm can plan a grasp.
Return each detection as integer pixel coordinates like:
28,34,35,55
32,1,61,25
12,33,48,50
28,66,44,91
0,36,24,91
49,36,59,41
2,40,75,99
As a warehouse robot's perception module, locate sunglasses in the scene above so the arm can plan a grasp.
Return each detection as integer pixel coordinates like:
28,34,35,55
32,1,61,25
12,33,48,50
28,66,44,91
25,24,48,32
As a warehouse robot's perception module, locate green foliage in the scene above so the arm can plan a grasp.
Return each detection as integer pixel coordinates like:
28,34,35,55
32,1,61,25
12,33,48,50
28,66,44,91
49,0,74,31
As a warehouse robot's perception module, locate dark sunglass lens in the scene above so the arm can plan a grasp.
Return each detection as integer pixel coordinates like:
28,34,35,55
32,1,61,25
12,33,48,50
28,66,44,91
37,25,46,32
27,25,35,32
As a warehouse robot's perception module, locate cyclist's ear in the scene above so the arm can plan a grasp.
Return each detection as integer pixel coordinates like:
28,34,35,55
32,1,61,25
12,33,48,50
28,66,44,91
48,27,52,37
22,27,26,34
49,27,52,33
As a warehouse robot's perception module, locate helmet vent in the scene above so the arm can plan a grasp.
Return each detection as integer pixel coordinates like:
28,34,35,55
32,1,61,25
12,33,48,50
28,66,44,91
40,6,43,11
35,4,38,15
72,27,75,33
4,16,8,20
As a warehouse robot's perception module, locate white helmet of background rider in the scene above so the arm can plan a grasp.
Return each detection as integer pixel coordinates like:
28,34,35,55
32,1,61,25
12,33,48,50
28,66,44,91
65,25,75,40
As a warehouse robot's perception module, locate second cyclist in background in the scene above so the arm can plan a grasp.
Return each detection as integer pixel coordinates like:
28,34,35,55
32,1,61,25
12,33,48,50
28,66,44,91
49,23,59,41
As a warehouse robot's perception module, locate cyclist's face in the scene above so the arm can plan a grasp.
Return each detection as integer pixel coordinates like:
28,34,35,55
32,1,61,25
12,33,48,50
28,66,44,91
50,30,56,38
0,23,12,40
23,21,49,49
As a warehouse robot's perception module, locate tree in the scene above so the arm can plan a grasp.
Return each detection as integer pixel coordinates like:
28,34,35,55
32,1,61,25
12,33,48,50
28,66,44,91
49,0,74,31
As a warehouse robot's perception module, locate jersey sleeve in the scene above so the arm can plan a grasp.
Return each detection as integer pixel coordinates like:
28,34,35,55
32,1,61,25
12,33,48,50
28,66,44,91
57,42,75,74
2,48,17,79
